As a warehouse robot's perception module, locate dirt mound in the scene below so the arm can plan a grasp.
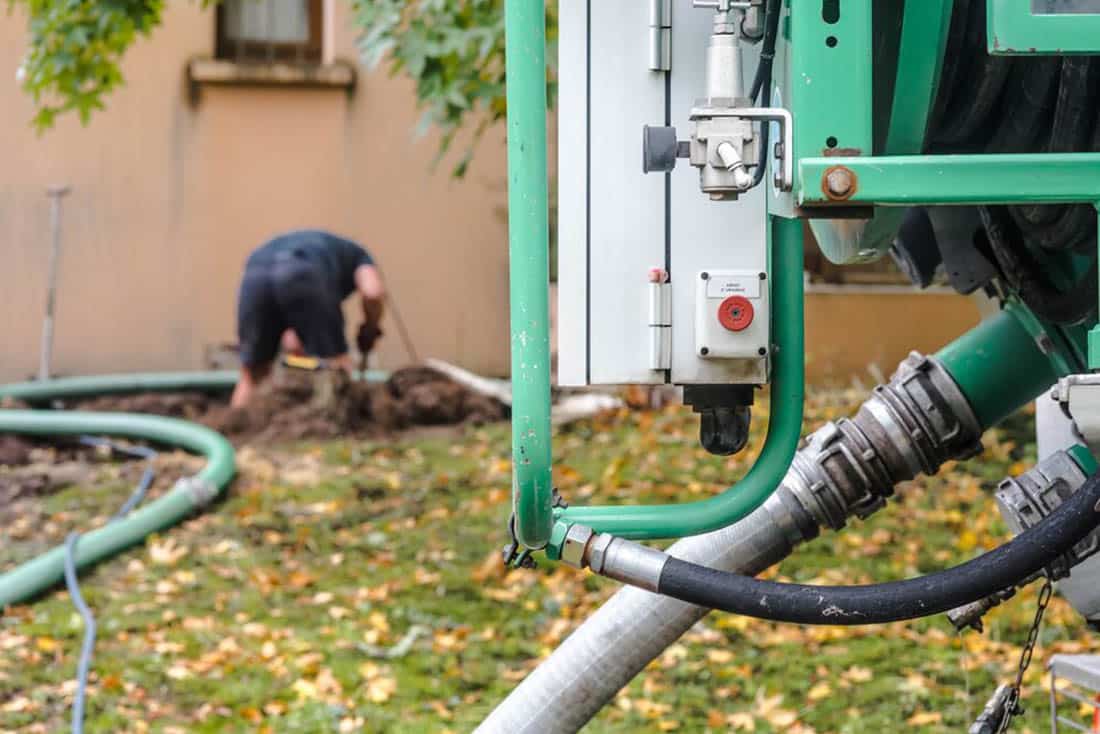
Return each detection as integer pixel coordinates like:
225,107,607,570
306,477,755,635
0,436,33,466
71,366,506,444
77,392,216,420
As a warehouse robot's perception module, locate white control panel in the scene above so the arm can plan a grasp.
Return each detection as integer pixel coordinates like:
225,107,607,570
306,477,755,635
557,0,769,387
695,270,769,364
699,269,770,358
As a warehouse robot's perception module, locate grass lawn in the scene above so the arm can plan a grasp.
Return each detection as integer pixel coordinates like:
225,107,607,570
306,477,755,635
1,388,1095,733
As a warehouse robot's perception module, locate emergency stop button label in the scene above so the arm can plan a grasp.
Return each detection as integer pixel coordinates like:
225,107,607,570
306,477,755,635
706,273,761,300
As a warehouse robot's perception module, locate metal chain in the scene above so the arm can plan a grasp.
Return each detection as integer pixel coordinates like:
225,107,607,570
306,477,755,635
997,577,1055,733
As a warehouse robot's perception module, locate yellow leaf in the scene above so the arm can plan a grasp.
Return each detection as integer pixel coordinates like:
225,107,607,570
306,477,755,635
149,538,188,566
956,529,978,552
764,709,798,728
35,636,59,653
843,665,873,683
368,611,390,633
366,674,397,703
807,682,832,701
166,664,193,680
657,720,680,731
905,711,942,726
1,696,33,713
727,712,756,731
292,678,319,700
707,649,734,664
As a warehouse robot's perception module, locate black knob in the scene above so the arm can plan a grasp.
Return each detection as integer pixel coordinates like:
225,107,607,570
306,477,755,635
642,125,680,174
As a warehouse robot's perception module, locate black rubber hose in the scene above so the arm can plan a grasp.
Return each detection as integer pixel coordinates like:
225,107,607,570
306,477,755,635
925,0,1099,321
749,0,781,187
748,0,780,103
656,470,1100,625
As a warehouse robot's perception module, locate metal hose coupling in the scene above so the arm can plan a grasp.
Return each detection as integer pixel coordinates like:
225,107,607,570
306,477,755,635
949,447,1100,632
177,476,219,508
785,352,982,533
560,525,669,592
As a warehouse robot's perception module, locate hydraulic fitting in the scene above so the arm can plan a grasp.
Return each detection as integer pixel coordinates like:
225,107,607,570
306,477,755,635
948,448,1100,632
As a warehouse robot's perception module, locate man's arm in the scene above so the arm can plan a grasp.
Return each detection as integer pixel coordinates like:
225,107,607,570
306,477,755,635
354,264,385,360
354,264,385,325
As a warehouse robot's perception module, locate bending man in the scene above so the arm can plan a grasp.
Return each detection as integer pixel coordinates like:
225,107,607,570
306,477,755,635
231,229,384,407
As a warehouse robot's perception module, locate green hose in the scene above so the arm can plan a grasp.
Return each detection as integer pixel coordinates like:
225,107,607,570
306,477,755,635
550,217,806,550
0,369,389,404
0,410,236,608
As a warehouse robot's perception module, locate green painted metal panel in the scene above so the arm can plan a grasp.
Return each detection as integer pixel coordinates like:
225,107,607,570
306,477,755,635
883,0,955,154
799,153,1100,206
809,0,956,263
770,0,873,218
988,0,1100,55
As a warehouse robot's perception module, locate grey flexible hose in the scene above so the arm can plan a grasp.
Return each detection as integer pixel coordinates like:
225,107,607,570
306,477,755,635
62,533,94,734
62,448,156,733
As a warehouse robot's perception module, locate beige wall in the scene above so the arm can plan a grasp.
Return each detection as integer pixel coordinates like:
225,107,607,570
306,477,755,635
0,3,511,381
803,289,981,384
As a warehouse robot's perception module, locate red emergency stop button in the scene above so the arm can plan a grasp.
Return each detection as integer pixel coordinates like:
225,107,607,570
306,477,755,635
718,295,754,332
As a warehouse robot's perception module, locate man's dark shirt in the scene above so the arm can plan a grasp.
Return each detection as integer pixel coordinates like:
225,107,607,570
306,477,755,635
236,230,375,366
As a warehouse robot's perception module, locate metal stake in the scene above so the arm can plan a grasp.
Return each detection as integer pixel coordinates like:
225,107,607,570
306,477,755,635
39,185,71,381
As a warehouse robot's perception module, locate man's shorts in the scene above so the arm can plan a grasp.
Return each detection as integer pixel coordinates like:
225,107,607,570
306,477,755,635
236,250,347,367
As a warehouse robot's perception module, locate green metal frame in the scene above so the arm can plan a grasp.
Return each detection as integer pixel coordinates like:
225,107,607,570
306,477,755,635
505,0,1100,557
770,0,873,220
798,152,1100,367
504,0,554,550
806,0,954,264
549,218,806,550
987,0,1100,55
799,154,1100,206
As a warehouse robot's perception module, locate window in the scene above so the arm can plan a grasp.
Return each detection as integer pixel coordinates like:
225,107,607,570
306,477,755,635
216,0,323,64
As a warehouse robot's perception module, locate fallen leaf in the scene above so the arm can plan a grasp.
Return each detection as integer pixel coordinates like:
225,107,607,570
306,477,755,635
905,711,942,726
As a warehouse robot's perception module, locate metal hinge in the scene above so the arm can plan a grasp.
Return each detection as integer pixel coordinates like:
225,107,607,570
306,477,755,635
648,0,672,71
649,268,672,370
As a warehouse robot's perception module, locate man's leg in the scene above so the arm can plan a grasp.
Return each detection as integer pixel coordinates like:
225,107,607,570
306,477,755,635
231,362,272,408
274,258,350,370
234,266,283,407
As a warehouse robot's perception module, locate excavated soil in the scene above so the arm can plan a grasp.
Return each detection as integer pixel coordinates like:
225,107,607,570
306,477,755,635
0,367,505,513
77,392,215,421
0,436,33,467
76,365,508,444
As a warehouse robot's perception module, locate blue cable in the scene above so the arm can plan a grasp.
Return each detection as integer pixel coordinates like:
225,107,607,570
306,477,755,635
62,438,157,733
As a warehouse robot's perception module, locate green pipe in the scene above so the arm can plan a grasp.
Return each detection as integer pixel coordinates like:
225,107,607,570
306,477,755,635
549,217,805,551
935,302,1077,429
0,369,389,404
0,410,235,608
504,0,553,550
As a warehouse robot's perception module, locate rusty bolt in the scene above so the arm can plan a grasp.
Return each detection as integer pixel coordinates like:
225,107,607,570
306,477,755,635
823,166,855,200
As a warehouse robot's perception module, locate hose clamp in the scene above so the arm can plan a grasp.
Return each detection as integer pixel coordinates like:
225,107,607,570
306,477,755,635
176,476,218,508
